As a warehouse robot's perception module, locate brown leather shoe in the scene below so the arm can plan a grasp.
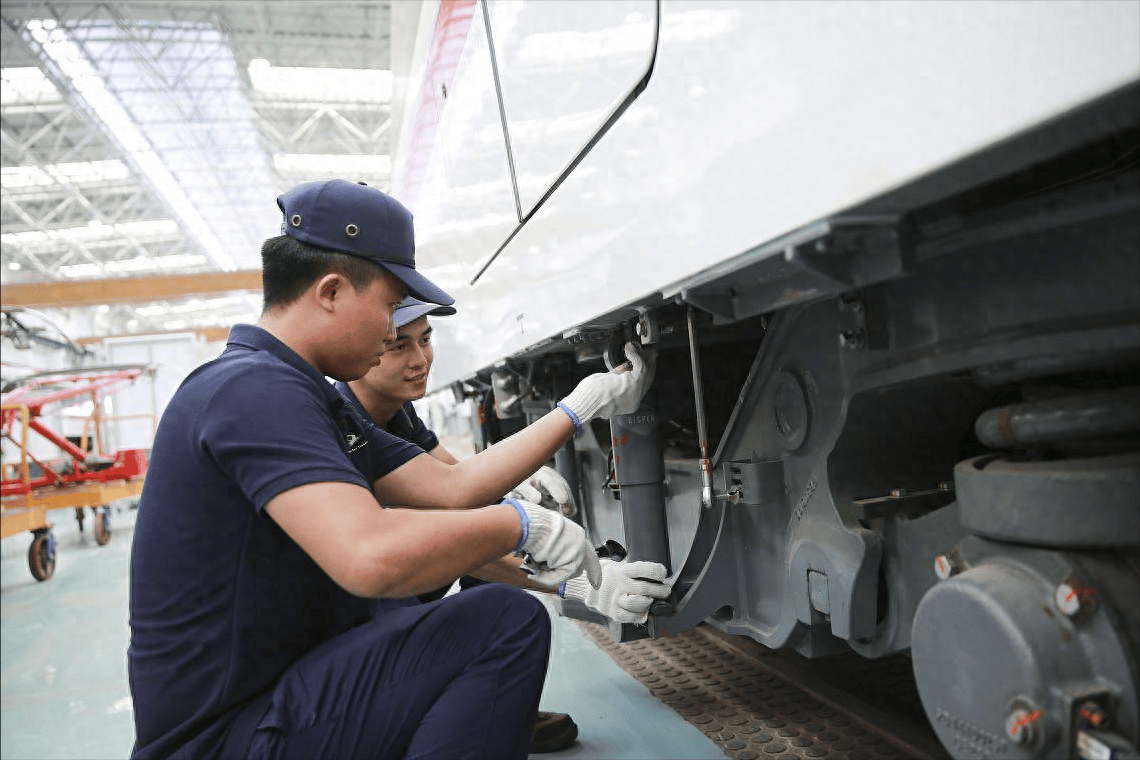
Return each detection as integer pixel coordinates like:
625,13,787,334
531,710,578,753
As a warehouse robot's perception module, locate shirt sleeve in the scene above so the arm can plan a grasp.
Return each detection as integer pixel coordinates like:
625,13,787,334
198,367,372,512
358,413,425,482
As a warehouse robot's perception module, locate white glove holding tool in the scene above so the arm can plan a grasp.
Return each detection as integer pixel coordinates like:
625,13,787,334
557,342,656,432
560,558,673,624
507,465,577,516
505,498,601,588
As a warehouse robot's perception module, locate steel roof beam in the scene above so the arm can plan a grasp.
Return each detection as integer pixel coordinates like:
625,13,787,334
4,269,261,308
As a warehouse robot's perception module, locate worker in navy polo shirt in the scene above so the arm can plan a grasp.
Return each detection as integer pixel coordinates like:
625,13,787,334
337,298,674,753
127,179,655,760
340,298,576,515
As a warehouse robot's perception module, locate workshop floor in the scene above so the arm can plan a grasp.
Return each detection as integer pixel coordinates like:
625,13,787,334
1,506,724,760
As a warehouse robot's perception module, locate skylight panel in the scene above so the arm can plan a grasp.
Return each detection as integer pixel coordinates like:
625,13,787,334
26,18,247,272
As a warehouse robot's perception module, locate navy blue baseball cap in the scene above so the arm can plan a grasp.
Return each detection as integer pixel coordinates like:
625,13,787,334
395,297,457,328
277,179,454,306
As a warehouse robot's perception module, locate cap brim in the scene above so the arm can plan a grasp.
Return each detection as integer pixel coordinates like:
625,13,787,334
395,299,457,328
377,262,454,306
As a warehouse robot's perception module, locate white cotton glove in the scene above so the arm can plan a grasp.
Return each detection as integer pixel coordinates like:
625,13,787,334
557,342,657,427
561,558,673,624
507,465,576,516
506,499,602,588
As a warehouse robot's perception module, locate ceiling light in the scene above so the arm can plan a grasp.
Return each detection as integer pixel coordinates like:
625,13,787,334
2,219,181,248
249,59,392,103
272,153,392,176
48,159,131,185
0,66,61,103
57,253,209,278
1,166,54,187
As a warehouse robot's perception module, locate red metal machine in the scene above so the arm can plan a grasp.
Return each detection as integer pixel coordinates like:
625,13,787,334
1,366,152,580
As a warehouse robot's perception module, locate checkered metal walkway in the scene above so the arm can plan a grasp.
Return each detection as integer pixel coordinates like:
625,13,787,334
576,621,949,760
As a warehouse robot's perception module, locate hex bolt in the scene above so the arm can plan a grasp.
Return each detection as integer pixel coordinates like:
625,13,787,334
1005,708,1039,745
934,554,954,580
1055,583,1083,617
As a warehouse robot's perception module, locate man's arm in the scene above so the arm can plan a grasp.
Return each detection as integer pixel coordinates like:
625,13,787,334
374,409,574,508
265,480,519,597
376,341,654,508
468,554,553,592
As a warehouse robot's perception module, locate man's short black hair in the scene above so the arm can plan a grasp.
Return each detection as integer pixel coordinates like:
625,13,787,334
261,234,387,312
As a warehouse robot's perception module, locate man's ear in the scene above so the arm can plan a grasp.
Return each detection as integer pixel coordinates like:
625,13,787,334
314,273,343,313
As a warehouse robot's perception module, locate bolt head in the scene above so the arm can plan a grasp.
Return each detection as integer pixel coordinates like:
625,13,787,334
1055,583,1082,616
1007,711,1035,747
1005,708,1036,745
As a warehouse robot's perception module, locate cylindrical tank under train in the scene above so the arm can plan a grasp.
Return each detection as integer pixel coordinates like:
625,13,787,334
388,2,1140,757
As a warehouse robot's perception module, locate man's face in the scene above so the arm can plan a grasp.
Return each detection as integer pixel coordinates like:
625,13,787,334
356,316,435,403
332,272,406,381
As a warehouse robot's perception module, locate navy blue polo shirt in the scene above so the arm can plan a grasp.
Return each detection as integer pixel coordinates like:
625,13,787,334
334,382,440,453
128,324,422,760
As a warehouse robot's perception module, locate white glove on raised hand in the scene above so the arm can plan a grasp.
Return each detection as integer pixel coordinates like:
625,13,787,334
560,558,672,624
557,342,656,431
505,498,601,588
507,466,576,516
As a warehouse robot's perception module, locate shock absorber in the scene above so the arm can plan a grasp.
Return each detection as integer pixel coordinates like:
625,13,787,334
611,389,671,571
609,388,672,641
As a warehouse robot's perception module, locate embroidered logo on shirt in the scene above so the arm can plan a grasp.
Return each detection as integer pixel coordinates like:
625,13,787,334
336,411,368,454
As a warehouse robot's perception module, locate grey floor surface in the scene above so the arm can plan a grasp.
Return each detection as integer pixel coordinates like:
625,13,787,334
1,506,723,760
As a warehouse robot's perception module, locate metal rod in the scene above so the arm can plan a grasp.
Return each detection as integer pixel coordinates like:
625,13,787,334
686,305,714,508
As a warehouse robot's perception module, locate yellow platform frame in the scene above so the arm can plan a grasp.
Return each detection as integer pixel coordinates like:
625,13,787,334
1,479,145,540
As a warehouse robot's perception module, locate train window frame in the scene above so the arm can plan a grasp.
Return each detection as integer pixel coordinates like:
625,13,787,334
471,0,661,284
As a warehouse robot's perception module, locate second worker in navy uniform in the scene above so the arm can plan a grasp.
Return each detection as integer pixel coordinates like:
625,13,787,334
127,178,666,760
337,296,674,752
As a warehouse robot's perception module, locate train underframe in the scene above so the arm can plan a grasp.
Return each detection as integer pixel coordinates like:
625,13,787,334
462,96,1139,759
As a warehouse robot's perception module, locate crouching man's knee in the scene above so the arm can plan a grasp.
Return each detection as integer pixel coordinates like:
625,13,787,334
455,584,551,651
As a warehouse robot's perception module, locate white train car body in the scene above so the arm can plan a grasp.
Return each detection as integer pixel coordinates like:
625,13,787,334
390,3,1140,758
393,0,1138,385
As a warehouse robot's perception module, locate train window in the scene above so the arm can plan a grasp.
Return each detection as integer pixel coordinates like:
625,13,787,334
484,0,658,220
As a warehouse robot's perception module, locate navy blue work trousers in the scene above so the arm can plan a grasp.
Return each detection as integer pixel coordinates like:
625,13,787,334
244,584,551,760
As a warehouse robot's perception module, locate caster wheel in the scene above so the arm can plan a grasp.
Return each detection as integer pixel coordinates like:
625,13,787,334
28,531,57,581
94,508,112,546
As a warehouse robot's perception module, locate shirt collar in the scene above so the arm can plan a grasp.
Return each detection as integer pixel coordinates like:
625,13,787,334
335,381,374,425
389,403,414,435
335,380,410,434
225,324,344,410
